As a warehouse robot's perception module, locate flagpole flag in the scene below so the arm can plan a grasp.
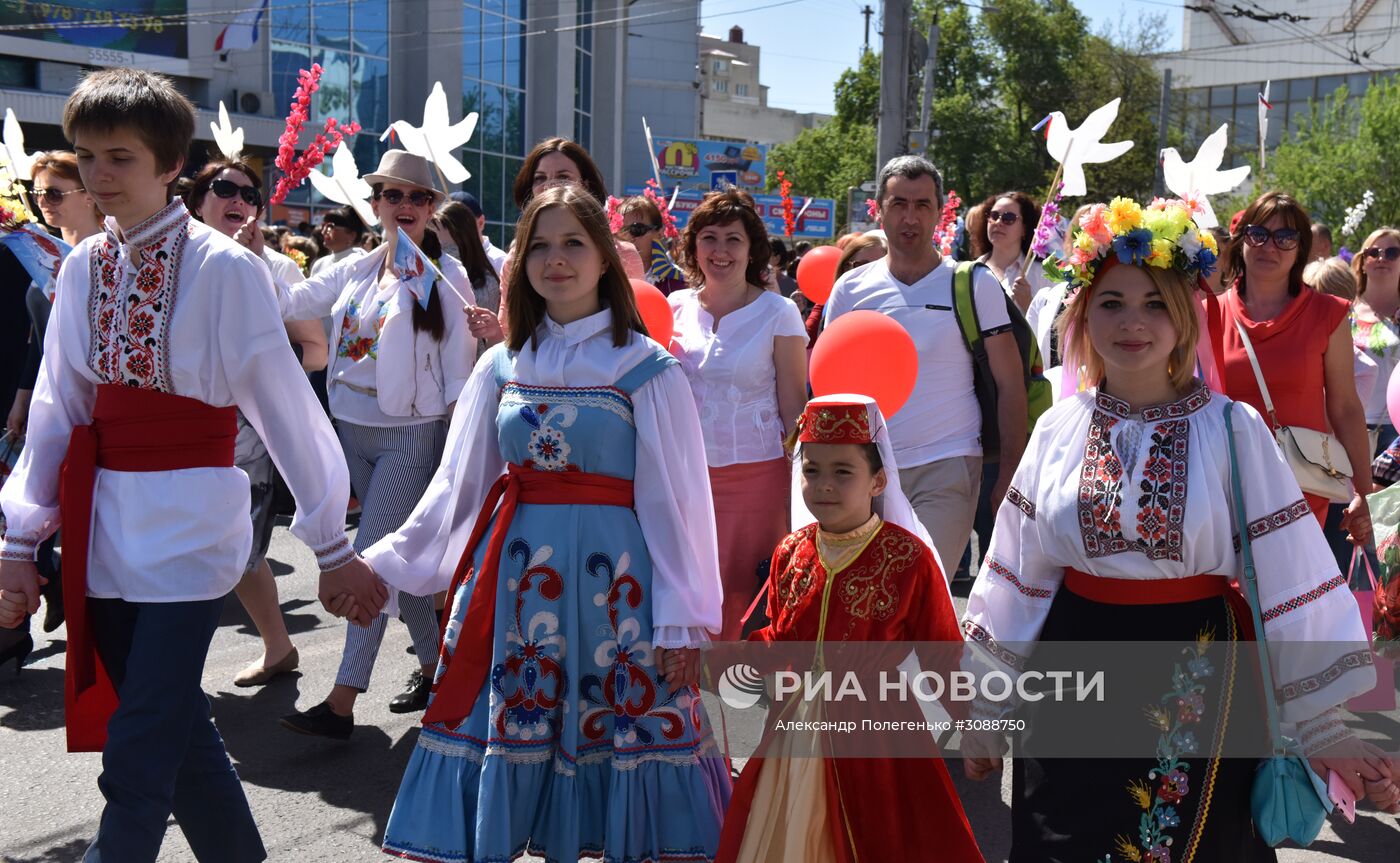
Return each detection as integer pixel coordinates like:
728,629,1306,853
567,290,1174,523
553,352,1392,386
215,0,269,54
393,227,473,311
0,225,72,288
1258,81,1272,172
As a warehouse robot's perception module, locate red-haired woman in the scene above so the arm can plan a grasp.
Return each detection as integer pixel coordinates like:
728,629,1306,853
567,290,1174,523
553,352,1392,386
671,190,808,639
1207,192,1373,537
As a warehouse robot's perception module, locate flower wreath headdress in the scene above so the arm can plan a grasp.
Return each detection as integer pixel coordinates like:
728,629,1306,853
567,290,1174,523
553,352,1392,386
1044,196,1219,295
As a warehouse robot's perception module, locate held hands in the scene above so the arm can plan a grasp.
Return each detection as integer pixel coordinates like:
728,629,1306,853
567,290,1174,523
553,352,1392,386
1340,493,1373,546
961,728,1008,781
466,306,504,346
0,558,45,629
1310,736,1398,814
233,216,265,257
318,555,388,627
654,646,700,693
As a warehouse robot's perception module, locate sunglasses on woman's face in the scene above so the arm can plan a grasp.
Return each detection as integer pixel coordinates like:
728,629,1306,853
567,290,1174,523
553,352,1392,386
32,187,83,205
374,189,434,207
987,211,1019,225
624,223,661,238
1363,246,1400,261
210,178,262,208
1241,225,1300,251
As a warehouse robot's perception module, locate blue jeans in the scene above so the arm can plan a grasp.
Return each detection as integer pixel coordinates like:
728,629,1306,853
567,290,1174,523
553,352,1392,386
85,597,265,863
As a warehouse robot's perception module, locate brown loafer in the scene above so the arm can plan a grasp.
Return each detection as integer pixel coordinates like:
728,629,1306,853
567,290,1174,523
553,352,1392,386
233,646,299,687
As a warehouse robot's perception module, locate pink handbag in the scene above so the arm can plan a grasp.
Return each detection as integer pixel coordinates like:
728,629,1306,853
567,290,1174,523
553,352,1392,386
1345,548,1397,712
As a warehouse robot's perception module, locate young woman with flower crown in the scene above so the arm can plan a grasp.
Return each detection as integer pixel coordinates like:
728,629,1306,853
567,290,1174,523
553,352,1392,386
960,197,1397,861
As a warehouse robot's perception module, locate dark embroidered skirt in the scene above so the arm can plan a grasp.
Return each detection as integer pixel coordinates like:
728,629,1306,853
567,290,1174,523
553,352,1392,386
1008,584,1277,863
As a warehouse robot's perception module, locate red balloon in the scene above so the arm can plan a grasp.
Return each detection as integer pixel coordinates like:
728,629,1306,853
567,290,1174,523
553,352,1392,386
796,245,843,305
809,311,918,418
630,279,674,347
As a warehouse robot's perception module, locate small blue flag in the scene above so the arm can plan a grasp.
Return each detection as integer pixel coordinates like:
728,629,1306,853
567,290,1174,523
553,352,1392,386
394,226,445,310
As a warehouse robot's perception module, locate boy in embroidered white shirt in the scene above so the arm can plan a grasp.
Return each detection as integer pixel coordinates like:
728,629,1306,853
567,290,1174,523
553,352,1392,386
0,68,384,862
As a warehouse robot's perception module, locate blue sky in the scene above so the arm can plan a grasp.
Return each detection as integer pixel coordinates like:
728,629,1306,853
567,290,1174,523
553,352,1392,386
705,0,1186,115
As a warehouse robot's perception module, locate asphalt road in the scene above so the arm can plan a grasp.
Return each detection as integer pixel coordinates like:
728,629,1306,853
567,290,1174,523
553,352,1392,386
1,521,1396,861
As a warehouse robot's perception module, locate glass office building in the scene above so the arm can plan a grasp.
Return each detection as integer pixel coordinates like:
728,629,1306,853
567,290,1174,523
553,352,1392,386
463,1,528,244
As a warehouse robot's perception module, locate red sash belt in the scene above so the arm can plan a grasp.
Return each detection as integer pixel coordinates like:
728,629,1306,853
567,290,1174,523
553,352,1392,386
1064,567,1254,638
59,384,236,751
423,463,635,727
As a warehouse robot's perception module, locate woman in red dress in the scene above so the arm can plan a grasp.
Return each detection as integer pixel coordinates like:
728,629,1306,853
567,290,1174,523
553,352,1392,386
1206,191,1373,540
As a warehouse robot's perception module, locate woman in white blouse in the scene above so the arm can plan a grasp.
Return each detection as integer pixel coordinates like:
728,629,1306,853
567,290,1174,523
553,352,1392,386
962,200,1397,860
244,150,498,738
670,190,808,640
361,183,729,861
968,190,1053,313
184,158,327,688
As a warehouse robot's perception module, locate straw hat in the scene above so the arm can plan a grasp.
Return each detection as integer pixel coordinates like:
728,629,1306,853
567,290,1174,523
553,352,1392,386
363,149,444,203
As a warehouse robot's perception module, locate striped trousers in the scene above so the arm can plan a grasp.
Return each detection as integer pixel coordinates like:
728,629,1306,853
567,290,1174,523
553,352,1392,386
334,420,448,691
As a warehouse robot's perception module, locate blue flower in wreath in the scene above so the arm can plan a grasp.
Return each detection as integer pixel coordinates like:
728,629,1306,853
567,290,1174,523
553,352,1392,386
1187,654,1213,678
1156,806,1181,828
1112,228,1154,265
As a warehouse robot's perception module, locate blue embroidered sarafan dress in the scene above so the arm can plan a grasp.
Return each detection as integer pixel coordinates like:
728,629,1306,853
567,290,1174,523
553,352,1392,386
365,309,730,862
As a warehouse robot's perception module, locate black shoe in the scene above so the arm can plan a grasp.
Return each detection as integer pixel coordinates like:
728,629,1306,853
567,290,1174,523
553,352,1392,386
40,565,63,634
388,669,430,713
0,629,34,676
280,702,353,740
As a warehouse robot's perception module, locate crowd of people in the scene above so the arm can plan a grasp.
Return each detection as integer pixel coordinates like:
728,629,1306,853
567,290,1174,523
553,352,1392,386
0,67,1397,862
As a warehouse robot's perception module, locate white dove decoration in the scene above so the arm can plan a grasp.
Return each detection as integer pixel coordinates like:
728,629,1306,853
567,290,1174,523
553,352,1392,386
1160,124,1251,230
1044,98,1135,197
308,141,378,227
209,101,244,160
379,81,479,185
0,108,37,183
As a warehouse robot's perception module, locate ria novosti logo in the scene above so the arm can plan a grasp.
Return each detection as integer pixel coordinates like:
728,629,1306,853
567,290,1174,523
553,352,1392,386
717,663,765,710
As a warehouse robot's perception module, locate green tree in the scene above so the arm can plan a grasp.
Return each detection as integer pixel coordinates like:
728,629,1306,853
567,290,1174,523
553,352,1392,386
768,121,876,226
832,49,881,130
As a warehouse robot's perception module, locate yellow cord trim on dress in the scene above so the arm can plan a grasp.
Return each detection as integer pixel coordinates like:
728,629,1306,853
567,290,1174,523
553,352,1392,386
814,515,881,863
1181,605,1237,863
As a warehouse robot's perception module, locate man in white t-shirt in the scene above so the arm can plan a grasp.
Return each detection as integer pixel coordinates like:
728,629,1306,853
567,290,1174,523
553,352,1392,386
824,155,1027,578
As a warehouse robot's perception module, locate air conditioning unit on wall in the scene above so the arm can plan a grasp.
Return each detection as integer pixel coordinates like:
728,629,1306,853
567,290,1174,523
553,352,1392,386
232,90,277,117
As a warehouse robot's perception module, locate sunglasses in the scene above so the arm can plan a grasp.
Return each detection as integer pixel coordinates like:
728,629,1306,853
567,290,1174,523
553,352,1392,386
623,223,661,238
210,178,262,208
1363,246,1400,261
1241,225,1300,251
374,189,434,207
987,211,1019,225
32,187,83,205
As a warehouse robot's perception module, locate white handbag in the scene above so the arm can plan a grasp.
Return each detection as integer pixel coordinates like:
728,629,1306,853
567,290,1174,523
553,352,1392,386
1234,320,1354,503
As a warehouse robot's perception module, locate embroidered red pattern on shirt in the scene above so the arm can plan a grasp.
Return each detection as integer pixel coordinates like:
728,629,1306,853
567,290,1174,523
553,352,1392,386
987,559,1053,598
833,528,916,640
963,620,1027,670
1276,650,1373,703
1261,573,1348,623
1006,486,1036,520
1078,410,1189,561
1246,498,1312,540
87,206,190,391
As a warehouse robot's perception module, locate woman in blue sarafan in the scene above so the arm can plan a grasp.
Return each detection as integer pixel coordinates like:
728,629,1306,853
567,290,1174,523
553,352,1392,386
364,183,731,862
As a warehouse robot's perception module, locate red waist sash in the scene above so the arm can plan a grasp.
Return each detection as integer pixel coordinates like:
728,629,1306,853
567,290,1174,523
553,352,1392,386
423,463,635,727
1064,567,1254,638
59,384,237,752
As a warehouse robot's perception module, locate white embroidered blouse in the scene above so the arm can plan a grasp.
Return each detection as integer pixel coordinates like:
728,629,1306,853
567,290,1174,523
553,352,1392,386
0,201,354,600
963,384,1375,732
363,307,724,648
